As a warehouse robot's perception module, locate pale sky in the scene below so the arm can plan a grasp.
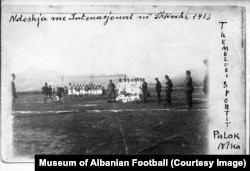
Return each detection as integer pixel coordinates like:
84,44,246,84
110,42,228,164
3,7,218,79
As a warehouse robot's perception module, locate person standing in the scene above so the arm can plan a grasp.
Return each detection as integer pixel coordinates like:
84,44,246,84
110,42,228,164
12,73,18,103
123,78,127,93
142,78,148,103
52,88,56,99
126,79,132,95
117,79,123,95
48,85,52,99
184,70,193,109
67,83,72,100
108,80,116,102
55,87,63,103
139,78,143,97
164,75,173,107
42,82,49,103
64,86,68,100
155,77,162,105
203,59,209,96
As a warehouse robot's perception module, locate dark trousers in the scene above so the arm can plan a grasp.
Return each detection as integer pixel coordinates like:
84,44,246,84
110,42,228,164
12,91,17,103
44,95,48,103
164,91,172,106
142,91,147,103
156,91,161,104
109,90,116,101
185,91,193,108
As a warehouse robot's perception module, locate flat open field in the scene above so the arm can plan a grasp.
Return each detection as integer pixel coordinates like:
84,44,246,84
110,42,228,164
12,88,208,157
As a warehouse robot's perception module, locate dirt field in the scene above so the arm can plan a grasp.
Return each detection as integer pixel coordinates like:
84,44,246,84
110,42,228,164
12,88,208,157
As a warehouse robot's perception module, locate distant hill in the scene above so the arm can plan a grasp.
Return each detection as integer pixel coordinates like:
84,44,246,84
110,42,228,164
15,67,64,91
15,67,205,92
15,67,126,91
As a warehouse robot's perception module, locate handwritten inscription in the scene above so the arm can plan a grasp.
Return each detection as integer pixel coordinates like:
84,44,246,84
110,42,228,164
9,14,47,27
212,22,240,152
219,21,231,127
214,131,240,140
213,130,240,150
9,11,211,27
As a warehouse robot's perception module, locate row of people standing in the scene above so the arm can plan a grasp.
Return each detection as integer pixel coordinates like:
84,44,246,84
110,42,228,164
155,70,201,108
155,75,173,107
42,83,106,103
40,59,208,105
108,71,193,108
66,83,105,101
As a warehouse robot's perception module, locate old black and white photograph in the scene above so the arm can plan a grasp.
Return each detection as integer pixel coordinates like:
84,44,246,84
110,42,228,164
1,1,249,169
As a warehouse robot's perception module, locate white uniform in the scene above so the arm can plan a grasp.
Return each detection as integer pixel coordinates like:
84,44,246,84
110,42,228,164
80,87,84,95
130,82,136,95
139,81,143,95
126,82,132,94
83,86,86,95
76,87,80,96
117,82,123,94
98,87,102,95
68,86,72,95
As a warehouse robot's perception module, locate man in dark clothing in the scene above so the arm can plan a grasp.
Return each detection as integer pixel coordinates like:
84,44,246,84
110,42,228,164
184,70,193,108
64,86,68,100
12,73,17,103
55,87,63,103
108,80,116,102
48,85,52,99
142,78,148,103
164,75,173,107
52,88,56,98
155,77,162,105
42,82,49,103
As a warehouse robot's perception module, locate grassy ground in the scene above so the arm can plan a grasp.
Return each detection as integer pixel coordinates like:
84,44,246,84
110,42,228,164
12,88,208,157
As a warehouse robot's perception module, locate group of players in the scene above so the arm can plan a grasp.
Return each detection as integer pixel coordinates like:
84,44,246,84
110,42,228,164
108,58,209,108
42,78,147,103
41,82,105,103
115,78,146,103
66,83,105,101
41,59,209,106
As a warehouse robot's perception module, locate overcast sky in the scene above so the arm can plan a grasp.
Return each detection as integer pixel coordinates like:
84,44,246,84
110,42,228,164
3,6,220,80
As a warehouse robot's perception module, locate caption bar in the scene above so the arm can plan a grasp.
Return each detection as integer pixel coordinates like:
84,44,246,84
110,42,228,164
35,155,249,170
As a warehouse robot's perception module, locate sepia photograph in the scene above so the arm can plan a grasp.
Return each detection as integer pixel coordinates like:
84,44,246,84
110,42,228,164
1,1,249,167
